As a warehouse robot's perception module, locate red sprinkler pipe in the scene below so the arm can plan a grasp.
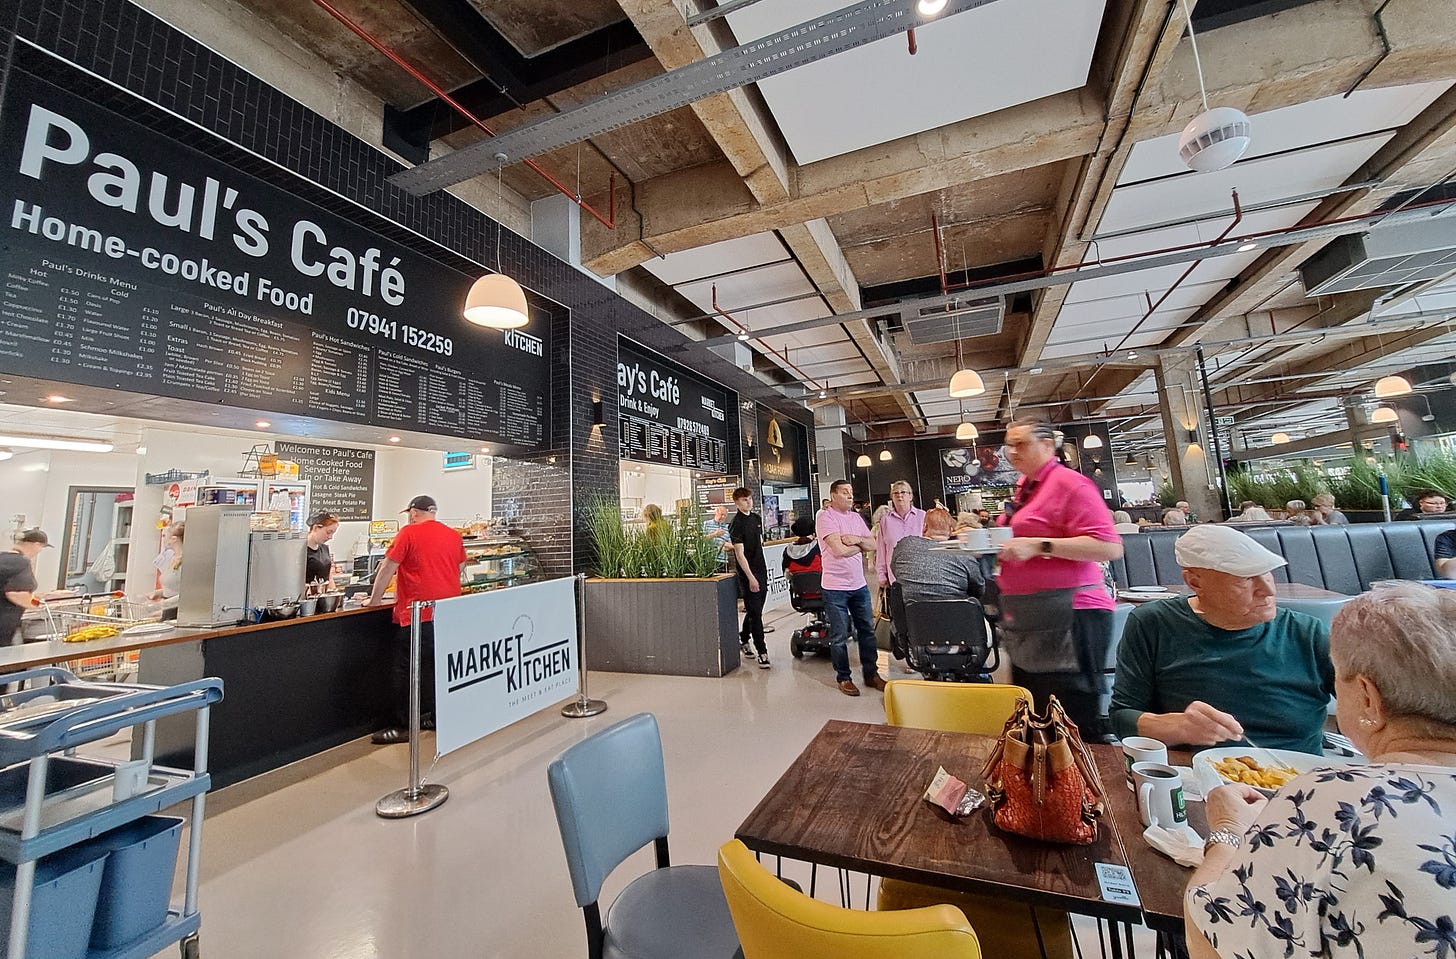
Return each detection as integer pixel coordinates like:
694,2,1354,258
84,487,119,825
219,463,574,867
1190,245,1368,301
907,28,918,55
312,0,616,229
712,285,826,393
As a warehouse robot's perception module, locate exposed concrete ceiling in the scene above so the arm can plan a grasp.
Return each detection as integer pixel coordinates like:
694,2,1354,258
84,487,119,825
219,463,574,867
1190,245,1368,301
220,0,1456,451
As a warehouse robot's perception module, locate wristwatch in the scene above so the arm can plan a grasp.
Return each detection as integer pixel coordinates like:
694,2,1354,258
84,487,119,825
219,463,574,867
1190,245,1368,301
1204,829,1242,853
1040,539,1054,556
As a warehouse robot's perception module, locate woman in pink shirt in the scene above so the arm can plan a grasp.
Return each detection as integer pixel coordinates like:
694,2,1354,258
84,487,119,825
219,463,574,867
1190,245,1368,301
996,419,1122,739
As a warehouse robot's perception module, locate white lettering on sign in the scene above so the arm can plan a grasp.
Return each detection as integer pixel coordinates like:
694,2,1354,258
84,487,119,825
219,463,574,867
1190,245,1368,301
504,329,543,356
615,359,679,405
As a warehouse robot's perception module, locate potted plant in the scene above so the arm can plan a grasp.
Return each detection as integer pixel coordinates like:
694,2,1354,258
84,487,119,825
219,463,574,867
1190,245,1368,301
581,498,741,677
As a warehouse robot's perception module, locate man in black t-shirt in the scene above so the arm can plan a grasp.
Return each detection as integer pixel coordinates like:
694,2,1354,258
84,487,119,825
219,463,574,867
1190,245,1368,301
1,529,50,645
729,486,770,668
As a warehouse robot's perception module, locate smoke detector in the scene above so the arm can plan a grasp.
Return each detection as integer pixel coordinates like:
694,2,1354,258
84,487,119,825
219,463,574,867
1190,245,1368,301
1178,107,1252,172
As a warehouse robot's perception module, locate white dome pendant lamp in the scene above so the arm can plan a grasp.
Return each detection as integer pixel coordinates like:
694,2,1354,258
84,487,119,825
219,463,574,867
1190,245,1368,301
946,308,985,398
1175,0,1251,173
464,155,530,330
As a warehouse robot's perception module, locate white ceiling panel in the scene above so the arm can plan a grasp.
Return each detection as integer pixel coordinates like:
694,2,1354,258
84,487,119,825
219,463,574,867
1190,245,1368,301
1118,80,1454,185
763,338,859,364
1097,137,1389,236
639,232,789,286
734,295,833,331
675,261,816,317
726,0,1105,164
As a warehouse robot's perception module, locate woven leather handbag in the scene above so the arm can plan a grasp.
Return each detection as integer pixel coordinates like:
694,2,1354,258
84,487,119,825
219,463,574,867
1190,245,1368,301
980,696,1105,845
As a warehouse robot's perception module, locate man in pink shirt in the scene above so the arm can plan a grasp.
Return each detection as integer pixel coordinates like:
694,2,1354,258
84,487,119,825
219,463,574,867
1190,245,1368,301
817,479,888,696
874,480,925,586
996,419,1122,737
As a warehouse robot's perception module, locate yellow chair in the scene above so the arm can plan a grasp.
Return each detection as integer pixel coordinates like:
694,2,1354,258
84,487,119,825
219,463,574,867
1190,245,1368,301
879,681,1075,959
882,680,1031,735
718,840,983,959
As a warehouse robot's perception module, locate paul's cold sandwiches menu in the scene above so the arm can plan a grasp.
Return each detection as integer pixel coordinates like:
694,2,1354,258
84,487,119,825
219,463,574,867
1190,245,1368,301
0,62,549,450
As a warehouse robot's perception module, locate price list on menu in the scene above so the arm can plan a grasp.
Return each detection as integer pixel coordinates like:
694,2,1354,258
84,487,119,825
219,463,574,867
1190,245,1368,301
619,412,728,471
0,248,549,449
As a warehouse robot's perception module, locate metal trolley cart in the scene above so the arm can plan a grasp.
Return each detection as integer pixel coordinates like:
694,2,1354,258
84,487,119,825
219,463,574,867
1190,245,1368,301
0,668,223,959
32,596,154,682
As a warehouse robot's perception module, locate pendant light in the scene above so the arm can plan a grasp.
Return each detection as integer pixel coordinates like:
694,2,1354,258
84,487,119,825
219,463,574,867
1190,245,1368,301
1082,433,1104,450
1271,432,1291,444
1370,405,1399,424
464,154,529,329
855,453,872,468
1373,375,1412,398
955,422,979,441
879,449,892,462
1123,452,1138,467
946,306,985,397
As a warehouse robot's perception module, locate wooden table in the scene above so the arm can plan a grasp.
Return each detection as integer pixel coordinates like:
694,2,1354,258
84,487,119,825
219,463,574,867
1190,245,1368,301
1091,747,1205,936
736,720,1143,924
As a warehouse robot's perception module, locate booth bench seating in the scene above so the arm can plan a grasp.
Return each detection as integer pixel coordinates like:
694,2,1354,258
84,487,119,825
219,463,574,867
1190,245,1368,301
1110,520,1455,594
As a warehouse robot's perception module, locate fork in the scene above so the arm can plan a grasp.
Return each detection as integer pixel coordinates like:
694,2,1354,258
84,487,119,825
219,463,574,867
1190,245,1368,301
1241,734,1297,772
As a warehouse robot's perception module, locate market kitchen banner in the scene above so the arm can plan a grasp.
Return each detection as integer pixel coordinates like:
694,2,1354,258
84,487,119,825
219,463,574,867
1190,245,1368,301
430,577,578,756
0,61,551,451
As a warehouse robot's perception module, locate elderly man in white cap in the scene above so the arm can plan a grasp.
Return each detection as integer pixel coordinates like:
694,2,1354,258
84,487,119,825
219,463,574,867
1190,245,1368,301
1110,525,1334,754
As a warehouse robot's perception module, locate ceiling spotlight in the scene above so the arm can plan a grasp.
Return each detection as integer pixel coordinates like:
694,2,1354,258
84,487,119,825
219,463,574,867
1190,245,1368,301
1373,374,1412,398
480,446,491,454
916,0,948,15
388,436,402,444
879,449,892,462
955,422,979,441
1126,351,1138,360
1370,405,1399,424
1237,241,1258,252
737,330,750,342
136,446,147,455
255,420,271,428
1082,434,1104,450
45,394,72,404
855,454,872,468
818,389,827,399
1271,432,1291,444
948,368,986,398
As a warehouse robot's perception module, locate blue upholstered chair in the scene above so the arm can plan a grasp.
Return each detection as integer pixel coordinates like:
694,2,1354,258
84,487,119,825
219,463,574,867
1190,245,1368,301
547,713,741,959
1276,594,1354,629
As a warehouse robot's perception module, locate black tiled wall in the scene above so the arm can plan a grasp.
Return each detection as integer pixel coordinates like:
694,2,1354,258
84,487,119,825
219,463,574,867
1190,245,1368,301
2,0,814,575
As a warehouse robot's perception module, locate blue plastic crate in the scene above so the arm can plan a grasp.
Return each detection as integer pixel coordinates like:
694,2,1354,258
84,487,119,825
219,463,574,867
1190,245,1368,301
0,846,108,959
86,816,184,950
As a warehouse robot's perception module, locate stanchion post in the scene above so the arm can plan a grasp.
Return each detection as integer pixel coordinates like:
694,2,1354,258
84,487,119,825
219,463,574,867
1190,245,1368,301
561,573,606,719
376,600,449,818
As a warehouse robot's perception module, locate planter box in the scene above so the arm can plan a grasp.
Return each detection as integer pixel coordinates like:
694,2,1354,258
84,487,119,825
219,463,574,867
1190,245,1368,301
584,574,740,677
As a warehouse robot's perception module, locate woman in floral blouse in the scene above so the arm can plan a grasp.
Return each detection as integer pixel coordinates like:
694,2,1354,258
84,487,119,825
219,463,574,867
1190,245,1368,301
1185,582,1456,959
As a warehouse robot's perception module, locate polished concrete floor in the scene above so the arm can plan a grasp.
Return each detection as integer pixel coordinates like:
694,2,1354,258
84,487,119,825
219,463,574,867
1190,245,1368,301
180,604,1162,958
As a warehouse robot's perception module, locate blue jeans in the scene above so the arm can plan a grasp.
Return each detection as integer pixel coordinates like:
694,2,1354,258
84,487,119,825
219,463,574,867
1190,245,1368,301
822,586,879,683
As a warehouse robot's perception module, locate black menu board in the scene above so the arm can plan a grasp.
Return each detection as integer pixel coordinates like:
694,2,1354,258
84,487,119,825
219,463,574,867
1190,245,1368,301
756,405,808,485
0,66,549,450
273,441,375,522
617,337,730,472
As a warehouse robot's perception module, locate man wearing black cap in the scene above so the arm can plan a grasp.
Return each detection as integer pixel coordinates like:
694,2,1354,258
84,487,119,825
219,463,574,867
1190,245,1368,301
2,529,50,645
367,496,467,744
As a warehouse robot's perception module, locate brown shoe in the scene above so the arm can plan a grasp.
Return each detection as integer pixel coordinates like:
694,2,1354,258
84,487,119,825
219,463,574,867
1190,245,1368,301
837,679,861,697
865,674,888,692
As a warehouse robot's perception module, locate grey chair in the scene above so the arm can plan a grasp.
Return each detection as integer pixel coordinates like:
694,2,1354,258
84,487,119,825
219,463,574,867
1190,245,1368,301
547,713,741,959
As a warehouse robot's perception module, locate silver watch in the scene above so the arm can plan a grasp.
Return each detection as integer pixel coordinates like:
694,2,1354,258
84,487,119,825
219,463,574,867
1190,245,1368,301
1204,829,1242,853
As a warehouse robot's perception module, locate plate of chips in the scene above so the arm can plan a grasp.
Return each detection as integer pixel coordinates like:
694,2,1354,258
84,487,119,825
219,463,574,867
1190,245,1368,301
1193,746,1358,797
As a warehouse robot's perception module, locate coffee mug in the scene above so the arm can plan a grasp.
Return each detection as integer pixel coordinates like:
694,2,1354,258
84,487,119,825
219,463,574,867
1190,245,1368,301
987,526,1013,546
1132,761,1188,828
1121,736,1168,790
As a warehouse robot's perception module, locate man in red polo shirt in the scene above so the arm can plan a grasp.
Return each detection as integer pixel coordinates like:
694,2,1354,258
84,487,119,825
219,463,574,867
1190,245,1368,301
367,495,467,744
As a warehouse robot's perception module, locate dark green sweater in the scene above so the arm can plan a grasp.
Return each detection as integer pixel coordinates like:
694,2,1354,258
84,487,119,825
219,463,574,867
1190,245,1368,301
1110,597,1334,754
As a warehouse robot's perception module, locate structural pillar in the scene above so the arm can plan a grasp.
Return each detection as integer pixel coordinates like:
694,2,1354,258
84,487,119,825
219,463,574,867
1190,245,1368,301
814,405,848,492
1154,353,1224,521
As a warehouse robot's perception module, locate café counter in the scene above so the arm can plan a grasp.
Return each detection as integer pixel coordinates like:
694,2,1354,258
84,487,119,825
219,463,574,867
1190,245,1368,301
0,606,396,790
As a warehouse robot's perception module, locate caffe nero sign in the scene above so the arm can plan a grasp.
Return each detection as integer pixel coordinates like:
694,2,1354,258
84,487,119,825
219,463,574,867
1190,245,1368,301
0,67,550,451
756,404,807,485
616,337,730,472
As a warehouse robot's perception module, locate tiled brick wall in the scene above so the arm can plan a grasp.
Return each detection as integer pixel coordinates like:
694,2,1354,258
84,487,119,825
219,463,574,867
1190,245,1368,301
1,0,814,576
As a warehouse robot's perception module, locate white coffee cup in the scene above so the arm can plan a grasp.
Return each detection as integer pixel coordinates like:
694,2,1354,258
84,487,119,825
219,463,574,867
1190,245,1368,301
987,526,1013,546
1132,761,1188,828
1121,736,1168,790
961,528,991,550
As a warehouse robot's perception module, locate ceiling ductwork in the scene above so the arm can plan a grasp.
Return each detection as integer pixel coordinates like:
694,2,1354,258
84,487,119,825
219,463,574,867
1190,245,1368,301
898,296,1005,346
1300,210,1456,296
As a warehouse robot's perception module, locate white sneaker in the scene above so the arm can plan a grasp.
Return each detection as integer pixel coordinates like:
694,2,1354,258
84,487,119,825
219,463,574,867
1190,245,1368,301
757,654,771,669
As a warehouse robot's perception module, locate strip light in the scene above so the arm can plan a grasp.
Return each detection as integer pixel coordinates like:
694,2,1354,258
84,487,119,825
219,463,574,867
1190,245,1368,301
0,434,114,453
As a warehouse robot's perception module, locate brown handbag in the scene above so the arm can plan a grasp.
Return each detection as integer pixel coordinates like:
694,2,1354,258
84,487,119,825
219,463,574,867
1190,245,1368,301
980,696,1105,845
